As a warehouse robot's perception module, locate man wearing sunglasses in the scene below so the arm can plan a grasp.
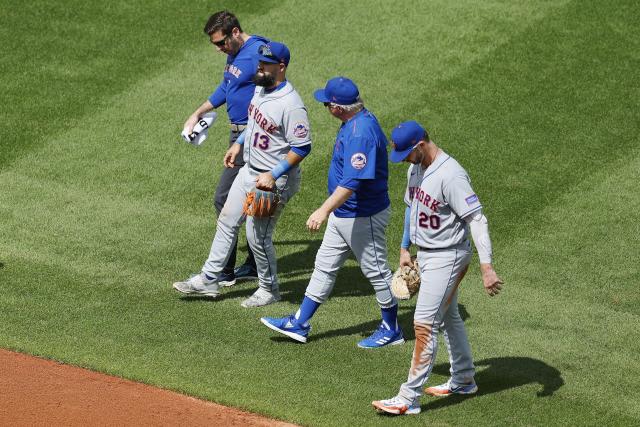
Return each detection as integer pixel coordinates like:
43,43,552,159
260,77,403,348
174,41,312,308
182,11,268,287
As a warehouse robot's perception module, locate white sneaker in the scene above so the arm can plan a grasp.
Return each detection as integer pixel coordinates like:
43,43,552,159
172,273,221,297
241,288,281,308
425,378,478,396
372,396,421,415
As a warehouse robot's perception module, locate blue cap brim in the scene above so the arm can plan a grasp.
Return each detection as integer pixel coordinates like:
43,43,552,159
258,55,280,64
390,146,414,163
313,89,330,103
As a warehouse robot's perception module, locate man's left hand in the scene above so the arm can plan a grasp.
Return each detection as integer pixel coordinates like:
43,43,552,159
480,264,504,296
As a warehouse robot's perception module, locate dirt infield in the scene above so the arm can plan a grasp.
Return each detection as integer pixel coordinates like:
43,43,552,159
0,349,297,426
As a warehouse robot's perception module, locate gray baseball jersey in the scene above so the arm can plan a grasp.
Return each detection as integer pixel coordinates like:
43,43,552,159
244,81,311,170
404,152,482,249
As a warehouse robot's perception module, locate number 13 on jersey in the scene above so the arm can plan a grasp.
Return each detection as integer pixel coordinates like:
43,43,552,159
252,132,270,150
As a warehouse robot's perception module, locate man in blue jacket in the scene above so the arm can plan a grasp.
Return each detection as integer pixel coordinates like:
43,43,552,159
183,11,268,285
260,77,401,348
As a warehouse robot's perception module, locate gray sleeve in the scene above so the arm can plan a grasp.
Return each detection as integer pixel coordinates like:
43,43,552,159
283,107,311,147
443,173,482,218
403,166,413,206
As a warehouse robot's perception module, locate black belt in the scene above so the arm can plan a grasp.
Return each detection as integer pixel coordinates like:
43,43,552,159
249,163,269,173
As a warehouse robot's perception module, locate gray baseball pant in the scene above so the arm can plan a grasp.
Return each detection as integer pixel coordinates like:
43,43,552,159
304,207,396,308
213,129,254,273
398,241,475,404
202,164,300,292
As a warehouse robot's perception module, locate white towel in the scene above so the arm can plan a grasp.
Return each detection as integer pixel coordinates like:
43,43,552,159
181,111,218,146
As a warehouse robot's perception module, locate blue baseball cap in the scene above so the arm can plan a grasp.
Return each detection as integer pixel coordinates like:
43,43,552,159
314,76,359,105
257,41,290,66
389,121,427,163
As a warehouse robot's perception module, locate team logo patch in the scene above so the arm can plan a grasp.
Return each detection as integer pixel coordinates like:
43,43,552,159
351,152,367,170
465,194,479,206
293,122,309,138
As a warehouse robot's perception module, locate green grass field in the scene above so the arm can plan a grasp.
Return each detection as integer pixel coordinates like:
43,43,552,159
1,0,639,425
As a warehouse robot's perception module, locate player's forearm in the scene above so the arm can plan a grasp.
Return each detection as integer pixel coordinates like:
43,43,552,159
192,100,215,118
285,150,305,167
270,151,306,180
401,205,411,249
319,186,353,214
466,209,493,264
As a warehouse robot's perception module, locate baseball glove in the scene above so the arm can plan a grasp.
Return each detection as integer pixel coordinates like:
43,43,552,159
243,189,280,217
391,257,421,300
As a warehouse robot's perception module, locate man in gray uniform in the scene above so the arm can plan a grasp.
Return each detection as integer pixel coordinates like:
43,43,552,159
173,41,312,308
372,121,504,415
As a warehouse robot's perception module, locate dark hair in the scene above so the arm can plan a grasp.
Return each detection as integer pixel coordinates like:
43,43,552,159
204,10,242,36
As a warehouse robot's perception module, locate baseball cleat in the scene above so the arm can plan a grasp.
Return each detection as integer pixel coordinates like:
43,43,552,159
233,264,258,281
425,379,478,397
241,288,281,308
260,315,310,343
372,397,421,415
219,271,237,287
172,273,221,297
357,323,405,348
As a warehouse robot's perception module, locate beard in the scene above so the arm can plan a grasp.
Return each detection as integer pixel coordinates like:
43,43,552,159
409,150,423,165
253,71,276,87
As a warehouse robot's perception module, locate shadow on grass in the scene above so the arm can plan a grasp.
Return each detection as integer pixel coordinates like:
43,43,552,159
0,261,4,269
300,303,471,343
422,357,564,411
227,238,388,303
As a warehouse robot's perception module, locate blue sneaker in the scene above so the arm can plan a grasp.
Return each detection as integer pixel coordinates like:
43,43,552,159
234,264,258,281
219,271,236,287
357,323,404,348
261,315,310,343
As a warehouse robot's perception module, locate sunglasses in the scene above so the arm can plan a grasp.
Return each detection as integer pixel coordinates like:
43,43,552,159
210,34,229,47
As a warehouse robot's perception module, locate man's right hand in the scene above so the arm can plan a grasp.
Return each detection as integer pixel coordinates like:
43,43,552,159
183,113,200,135
399,248,412,268
224,144,242,168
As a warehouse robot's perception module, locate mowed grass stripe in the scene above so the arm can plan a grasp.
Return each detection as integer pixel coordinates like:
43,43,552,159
0,170,214,283
0,0,276,168
383,0,640,242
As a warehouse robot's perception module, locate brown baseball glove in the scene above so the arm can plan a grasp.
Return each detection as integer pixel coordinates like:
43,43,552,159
243,189,280,217
390,257,421,300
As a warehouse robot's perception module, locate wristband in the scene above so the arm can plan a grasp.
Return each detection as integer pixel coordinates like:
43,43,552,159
234,130,246,145
271,159,292,180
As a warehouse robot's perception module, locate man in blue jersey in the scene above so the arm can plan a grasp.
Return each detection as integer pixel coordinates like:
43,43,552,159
183,11,265,286
260,77,402,348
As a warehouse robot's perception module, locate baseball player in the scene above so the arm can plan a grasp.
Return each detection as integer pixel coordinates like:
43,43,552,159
372,121,503,415
183,11,265,285
260,77,402,348
174,41,312,308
